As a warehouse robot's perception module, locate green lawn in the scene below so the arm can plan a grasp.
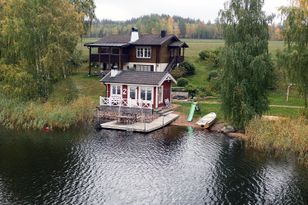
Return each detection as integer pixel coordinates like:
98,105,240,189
49,65,104,104
175,101,301,121
268,92,304,107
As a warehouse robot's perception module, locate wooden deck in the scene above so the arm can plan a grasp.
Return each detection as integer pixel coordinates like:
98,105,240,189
100,113,179,133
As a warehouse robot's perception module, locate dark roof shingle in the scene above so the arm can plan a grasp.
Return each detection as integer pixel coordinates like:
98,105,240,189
131,34,175,45
84,33,182,47
84,34,131,47
101,70,172,85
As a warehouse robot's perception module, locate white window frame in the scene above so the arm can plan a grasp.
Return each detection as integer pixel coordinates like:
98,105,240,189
158,85,163,104
139,87,153,102
135,64,152,72
111,85,122,96
129,86,137,100
136,47,151,59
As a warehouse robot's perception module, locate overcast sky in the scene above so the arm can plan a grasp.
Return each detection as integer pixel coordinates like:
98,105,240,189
94,0,290,22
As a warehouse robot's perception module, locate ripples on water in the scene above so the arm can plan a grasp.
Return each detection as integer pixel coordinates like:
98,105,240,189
0,126,307,204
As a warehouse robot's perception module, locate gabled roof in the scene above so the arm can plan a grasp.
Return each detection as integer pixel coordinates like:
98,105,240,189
84,34,131,47
131,34,176,46
84,33,187,47
169,41,189,48
101,70,176,86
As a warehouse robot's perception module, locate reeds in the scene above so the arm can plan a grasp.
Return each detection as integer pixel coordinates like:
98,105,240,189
246,117,308,167
0,95,95,130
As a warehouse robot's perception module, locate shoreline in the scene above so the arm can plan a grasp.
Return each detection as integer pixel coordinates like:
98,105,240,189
171,111,249,140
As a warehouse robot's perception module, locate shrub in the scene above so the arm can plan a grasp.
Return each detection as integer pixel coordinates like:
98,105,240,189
179,61,196,76
207,70,219,81
171,67,186,79
199,50,210,60
68,50,83,69
196,86,213,97
177,78,189,87
185,84,198,98
208,78,221,95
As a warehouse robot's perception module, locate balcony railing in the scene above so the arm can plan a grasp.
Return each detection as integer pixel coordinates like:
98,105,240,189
90,54,129,63
100,96,152,109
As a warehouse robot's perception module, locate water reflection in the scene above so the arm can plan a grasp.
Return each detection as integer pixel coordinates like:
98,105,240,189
0,126,307,204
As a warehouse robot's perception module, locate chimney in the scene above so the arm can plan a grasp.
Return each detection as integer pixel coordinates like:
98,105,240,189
130,27,139,42
110,67,121,77
161,30,167,38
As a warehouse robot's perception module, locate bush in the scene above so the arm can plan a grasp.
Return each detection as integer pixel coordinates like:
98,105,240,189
199,50,210,60
68,50,83,68
208,79,221,95
196,86,213,98
185,84,198,98
177,78,189,87
171,67,186,79
179,61,196,76
207,70,219,81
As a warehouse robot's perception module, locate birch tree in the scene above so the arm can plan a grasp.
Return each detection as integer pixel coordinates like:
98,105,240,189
219,0,274,129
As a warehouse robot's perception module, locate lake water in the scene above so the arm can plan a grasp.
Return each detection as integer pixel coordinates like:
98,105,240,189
0,125,307,205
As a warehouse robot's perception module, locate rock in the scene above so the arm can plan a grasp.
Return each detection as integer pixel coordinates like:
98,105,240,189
209,122,225,132
222,125,235,133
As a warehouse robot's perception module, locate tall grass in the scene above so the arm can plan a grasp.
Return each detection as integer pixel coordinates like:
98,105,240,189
0,96,96,130
246,118,308,167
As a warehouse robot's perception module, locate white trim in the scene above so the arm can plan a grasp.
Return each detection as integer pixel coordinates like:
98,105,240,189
128,85,138,107
110,84,122,97
136,47,151,59
158,73,177,86
155,87,158,109
139,86,154,106
158,85,164,104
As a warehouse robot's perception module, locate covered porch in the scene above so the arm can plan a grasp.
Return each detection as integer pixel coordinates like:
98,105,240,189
84,38,130,75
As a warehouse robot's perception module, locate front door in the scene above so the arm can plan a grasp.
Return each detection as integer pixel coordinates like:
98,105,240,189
128,86,137,107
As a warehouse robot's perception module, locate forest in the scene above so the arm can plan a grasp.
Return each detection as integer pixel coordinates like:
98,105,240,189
86,14,283,40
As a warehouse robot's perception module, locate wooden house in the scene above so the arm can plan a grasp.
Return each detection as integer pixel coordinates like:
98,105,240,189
84,28,188,112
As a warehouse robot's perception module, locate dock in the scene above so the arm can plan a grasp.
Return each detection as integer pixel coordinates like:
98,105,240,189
100,113,179,133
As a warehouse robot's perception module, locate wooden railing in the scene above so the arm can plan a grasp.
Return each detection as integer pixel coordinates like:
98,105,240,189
100,96,152,109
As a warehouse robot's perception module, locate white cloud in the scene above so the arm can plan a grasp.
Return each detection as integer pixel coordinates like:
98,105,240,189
95,0,291,22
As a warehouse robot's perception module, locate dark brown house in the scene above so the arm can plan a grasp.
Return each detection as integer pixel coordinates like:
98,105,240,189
84,28,188,75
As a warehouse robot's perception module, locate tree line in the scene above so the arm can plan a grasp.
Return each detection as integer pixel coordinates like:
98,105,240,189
86,14,284,40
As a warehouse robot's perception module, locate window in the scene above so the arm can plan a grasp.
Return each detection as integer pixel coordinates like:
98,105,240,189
135,65,154,72
140,87,152,101
136,47,151,58
158,86,163,103
112,85,121,96
100,47,109,54
112,48,119,54
129,87,136,99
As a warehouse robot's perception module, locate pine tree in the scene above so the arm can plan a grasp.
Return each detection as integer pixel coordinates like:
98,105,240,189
219,0,274,129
